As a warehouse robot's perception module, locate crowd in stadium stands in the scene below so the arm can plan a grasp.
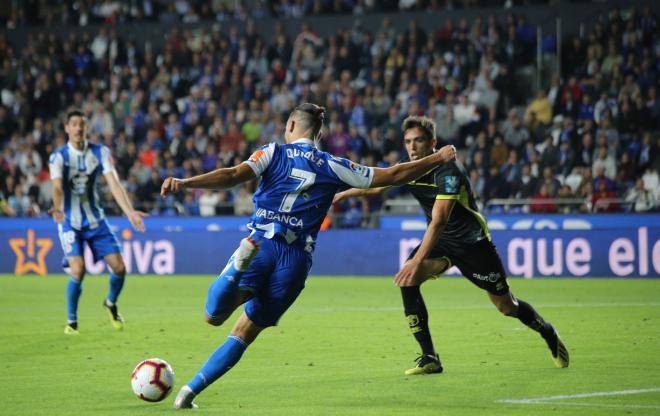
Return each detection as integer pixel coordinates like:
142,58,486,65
0,3,658,222
3,1,548,27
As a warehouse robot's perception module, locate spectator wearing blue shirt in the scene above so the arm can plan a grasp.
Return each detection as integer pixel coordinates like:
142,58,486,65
577,94,595,121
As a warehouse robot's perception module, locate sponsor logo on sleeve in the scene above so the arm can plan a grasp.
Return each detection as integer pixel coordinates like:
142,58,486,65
249,149,265,163
349,162,368,177
444,176,459,193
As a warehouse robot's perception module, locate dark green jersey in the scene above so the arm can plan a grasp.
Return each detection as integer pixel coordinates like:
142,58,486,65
401,160,490,248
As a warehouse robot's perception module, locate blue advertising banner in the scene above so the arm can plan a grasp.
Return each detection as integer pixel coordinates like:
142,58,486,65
380,214,659,231
1,216,659,278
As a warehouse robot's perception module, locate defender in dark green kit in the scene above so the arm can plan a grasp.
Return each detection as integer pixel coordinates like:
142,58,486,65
336,116,569,375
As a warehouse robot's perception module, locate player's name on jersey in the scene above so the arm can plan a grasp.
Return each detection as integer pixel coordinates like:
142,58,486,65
255,208,304,228
286,148,325,167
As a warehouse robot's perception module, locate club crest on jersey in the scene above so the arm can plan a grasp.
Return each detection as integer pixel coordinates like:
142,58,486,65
70,174,89,195
444,176,459,193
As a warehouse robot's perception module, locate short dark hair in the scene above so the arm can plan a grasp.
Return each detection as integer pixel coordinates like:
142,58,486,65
66,109,85,122
402,116,436,141
292,102,325,139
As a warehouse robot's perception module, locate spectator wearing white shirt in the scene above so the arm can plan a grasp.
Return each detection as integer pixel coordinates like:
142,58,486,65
90,28,109,61
594,92,618,124
642,169,659,199
453,94,480,145
625,178,657,212
501,110,529,152
469,79,499,120
592,146,617,180
565,166,585,193
454,94,479,126
199,191,219,217
233,185,255,216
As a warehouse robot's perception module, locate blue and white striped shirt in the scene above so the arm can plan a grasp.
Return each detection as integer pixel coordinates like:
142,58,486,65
243,138,374,247
49,142,114,230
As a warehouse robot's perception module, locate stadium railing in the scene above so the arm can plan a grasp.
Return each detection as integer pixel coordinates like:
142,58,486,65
485,198,636,213
105,196,647,222
329,197,643,229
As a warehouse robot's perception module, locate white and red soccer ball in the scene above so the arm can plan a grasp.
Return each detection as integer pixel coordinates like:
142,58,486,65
131,358,175,402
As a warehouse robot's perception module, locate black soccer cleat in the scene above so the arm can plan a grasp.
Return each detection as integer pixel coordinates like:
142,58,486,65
542,323,569,368
404,353,444,375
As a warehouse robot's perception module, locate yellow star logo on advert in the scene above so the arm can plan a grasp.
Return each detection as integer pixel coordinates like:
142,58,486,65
9,229,53,276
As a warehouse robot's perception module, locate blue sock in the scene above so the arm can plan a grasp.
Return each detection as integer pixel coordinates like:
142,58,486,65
67,277,82,322
187,336,248,394
205,236,262,319
107,272,125,304
205,262,242,319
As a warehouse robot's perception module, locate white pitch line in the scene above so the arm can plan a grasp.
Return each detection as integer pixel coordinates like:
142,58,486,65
527,401,660,410
496,387,660,404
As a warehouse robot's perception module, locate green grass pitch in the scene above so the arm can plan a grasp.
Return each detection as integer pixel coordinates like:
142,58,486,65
1,275,659,415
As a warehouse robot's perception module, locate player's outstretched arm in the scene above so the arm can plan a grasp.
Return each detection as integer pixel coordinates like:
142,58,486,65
333,187,389,204
370,145,456,188
161,164,257,195
105,170,148,232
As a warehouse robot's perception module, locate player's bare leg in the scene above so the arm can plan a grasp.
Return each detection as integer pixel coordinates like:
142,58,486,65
64,256,85,335
103,253,127,330
417,258,450,284
229,311,265,344
488,291,518,315
175,313,265,409
488,291,569,368
401,257,449,375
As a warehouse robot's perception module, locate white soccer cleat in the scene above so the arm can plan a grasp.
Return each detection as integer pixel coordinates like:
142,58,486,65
173,386,198,409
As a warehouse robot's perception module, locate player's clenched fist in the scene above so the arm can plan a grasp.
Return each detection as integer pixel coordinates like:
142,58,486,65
49,208,65,224
438,145,456,163
161,177,185,196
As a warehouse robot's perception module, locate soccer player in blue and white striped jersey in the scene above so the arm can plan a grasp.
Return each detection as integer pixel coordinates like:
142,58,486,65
49,110,148,335
161,103,456,409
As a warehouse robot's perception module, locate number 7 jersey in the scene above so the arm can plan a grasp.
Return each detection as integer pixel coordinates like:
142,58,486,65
243,138,374,249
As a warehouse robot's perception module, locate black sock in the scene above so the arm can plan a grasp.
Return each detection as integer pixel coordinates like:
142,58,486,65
400,286,435,356
516,299,551,336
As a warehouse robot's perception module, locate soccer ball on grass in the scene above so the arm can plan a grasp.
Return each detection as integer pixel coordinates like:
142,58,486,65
131,358,175,402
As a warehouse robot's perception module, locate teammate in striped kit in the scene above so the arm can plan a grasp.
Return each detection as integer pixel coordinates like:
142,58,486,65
49,110,148,335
